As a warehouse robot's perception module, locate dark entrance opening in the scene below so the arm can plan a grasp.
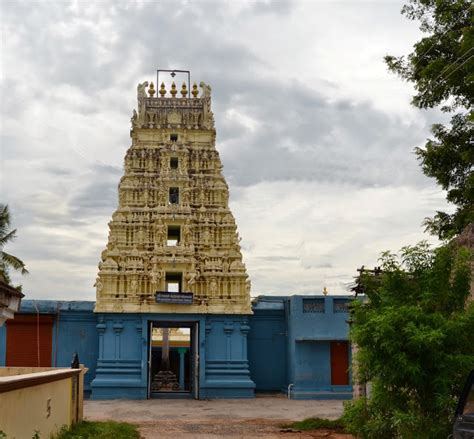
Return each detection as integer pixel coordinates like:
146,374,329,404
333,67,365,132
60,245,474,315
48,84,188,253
148,322,199,398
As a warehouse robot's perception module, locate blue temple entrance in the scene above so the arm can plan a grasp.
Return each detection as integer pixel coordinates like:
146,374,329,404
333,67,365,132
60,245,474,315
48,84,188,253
148,321,199,399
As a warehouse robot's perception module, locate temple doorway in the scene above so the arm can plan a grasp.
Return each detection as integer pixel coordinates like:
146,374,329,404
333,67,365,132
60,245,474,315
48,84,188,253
148,321,199,398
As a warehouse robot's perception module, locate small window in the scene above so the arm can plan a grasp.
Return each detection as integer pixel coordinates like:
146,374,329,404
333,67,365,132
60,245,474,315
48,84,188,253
333,299,350,313
167,225,181,246
303,298,325,313
170,157,179,170
165,272,182,293
169,187,179,204
170,134,178,142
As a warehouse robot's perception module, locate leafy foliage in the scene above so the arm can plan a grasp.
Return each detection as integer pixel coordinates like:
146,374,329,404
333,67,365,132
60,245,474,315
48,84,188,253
385,0,473,239
0,204,28,285
343,242,474,438
416,113,474,239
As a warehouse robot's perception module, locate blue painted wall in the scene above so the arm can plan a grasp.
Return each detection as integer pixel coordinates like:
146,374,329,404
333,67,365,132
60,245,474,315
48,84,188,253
90,313,255,400
286,296,352,399
203,316,254,398
92,314,145,399
52,303,99,393
1,296,353,400
2,301,99,393
248,298,287,391
295,341,330,388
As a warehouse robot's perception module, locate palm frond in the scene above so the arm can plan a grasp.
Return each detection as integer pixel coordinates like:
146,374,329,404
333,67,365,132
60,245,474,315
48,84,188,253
0,204,11,237
0,264,11,284
1,251,29,275
0,228,17,247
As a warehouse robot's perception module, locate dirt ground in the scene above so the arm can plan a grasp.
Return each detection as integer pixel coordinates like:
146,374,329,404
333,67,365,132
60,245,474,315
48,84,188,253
85,396,355,438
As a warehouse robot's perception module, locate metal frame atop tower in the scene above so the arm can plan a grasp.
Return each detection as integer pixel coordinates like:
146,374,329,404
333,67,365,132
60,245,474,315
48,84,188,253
157,69,191,98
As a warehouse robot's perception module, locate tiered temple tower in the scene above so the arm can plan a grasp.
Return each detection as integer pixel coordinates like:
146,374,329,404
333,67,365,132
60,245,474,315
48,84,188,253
91,76,255,400
94,79,251,314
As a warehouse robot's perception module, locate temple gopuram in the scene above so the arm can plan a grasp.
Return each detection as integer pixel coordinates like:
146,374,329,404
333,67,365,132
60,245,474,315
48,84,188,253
0,73,353,401
90,75,255,398
95,79,251,315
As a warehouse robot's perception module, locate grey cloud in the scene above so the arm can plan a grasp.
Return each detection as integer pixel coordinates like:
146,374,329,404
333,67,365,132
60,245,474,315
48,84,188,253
3,1,265,98
257,256,300,262
302,262,334,269
11,230,100,267
2,0,442,299
41,166,75,176
69,164,120,215
211,77,432,188
248,0,294,15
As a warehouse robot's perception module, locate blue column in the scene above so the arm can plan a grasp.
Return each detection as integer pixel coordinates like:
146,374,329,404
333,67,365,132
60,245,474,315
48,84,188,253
113,321,124,359
240,318,250,359
96,316,106,359
224,322,234,360
178,348,187,390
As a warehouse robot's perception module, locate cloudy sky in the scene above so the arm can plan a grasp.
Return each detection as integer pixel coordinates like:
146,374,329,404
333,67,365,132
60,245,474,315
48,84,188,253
1,0,450,300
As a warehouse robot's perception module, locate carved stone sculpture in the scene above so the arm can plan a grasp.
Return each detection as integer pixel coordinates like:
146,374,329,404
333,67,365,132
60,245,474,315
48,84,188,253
137,81,149,100
95,79,251,314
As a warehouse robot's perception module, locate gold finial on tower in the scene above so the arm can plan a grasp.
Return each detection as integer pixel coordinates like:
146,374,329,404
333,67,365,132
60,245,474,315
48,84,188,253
191,82,199,98
159,82,166,97
181,82,188,98
323,286,328,296
148,82,155,97
170,82,177,97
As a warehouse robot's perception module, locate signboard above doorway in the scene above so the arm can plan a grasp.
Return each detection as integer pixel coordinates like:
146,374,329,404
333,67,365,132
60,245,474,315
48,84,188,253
155,292,193,305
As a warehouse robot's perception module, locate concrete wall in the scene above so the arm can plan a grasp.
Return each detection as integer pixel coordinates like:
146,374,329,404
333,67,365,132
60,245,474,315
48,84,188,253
248,295,352,399
287,296,352,399
0,367,53,377
248,298,287,391
52,303,98,394
203,316,254,398
295,341,331,388
1,301,98,395
2,297,353,400
0,368,85,439
91,313,255,400
91,313,145,399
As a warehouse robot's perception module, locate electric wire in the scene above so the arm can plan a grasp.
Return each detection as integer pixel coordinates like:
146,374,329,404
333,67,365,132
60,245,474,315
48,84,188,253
412,37,441,68
441,54,474,83
411,25,461,69
431,47,474,83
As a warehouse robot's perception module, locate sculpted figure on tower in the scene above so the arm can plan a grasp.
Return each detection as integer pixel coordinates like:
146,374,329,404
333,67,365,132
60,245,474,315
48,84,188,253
95,79,252,314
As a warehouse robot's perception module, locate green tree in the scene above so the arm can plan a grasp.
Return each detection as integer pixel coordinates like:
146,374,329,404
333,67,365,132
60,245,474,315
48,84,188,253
343,242,474,438
385,0,473,239
0,204,28,285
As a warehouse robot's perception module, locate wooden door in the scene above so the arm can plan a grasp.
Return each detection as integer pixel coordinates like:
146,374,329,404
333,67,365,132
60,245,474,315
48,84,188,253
6,314,53,367
330,341,349,385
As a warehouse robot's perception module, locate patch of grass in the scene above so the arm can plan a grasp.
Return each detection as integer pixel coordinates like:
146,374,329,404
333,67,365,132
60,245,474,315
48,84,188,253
55,421,141,439
283,417,346,431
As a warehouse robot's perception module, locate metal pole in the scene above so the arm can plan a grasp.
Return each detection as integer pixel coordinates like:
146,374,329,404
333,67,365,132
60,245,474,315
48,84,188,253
157,69,191,98
161,327,170,370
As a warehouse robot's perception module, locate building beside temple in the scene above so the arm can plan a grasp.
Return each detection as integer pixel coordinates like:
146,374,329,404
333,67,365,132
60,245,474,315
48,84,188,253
0,75,353,400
